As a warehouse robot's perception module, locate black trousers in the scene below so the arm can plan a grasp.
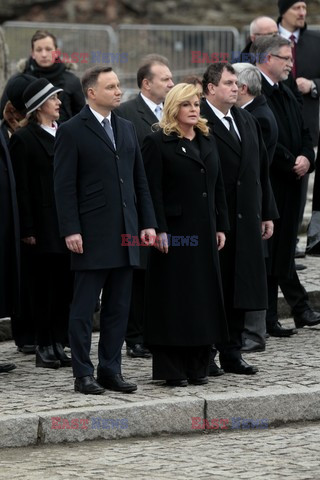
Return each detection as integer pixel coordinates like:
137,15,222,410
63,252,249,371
216,307,245,363
34,253,73,347
150,345,211,380
11,243,37,347
266,270,309,327
69,267,133,378
125,269,145,346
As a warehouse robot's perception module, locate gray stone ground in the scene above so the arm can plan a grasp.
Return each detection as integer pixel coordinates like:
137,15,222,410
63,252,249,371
1,422,320,479
0,253,319,448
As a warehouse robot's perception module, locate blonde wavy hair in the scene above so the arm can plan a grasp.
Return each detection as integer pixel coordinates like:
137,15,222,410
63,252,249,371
159,83,209,137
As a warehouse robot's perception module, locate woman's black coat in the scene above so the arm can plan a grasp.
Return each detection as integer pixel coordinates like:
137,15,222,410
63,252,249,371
142,129,230,346
9,122,67,254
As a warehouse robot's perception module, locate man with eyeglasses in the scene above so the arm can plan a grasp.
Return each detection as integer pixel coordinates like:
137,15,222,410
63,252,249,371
254,35,320,338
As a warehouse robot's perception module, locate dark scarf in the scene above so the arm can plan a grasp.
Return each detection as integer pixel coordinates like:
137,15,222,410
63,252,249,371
24,57,66,84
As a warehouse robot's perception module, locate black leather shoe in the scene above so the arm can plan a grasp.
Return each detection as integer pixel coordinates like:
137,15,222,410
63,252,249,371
294,309,320,328
241,339,266,353
97,373,137,393
126,344,152,358
267,322,298,337
166,379,188,387
221,358,259,375
53,343,72,367
208,353,225,376
36,346,60,369
74,376,105,395
17,345,36,354
0,363,16,373
295,263,307,271
188,377,209,385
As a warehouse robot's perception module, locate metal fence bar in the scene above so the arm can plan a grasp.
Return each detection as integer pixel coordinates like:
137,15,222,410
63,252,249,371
3,21,118,77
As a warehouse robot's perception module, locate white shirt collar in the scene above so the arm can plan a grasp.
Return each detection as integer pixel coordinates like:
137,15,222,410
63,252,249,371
279,24,300,42
205,99,240,138
89,106,112,125
259,70,277,87
40,121,58,137
140,93,163,116
241,99,254,109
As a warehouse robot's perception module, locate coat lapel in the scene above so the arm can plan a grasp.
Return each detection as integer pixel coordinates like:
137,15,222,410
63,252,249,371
162,131,205,167
136,94,158,127
27,123,55,158
81,105,116,152
201,100,242,156
231,106,250,178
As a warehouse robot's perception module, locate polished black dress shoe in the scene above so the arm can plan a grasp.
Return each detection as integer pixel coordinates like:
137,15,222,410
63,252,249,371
36,345,60,369
241,339,266,353
97,373,137,393
295,263,307,271
74,376,105,395
17,345,36,354
53,343,72,367
0,363,16,373
221,358,259,375
267,322,298,337
294,309,320,328
165,379,188,387
126,344,152,358
188,376,209,385
208,359,224,376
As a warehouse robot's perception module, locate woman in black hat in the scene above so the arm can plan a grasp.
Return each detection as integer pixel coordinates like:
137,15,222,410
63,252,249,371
9,78,73,369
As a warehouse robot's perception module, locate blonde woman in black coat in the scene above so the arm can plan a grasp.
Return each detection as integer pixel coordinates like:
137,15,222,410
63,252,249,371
9,78,73,369
142,83,229,387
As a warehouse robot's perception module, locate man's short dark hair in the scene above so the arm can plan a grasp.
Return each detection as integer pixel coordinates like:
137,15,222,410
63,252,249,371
202,62,235,95
81,66,113,98
31,30,58,49
251,35,291,62
137,54,169,89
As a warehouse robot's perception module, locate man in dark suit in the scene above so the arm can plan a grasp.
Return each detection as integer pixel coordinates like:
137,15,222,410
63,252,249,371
54,66,157,394
0,129,18,373
254,35,319,336
200,62,278,375
233,62,279,353
115,55,174,359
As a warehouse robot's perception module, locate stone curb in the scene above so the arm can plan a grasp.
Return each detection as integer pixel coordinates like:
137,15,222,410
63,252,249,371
2,387,320,448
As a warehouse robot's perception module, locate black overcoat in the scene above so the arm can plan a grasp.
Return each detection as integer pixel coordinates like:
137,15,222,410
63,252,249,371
261,78,314,278
201,100,279,310
142,129,230,346
9,123,67,254
0,131,20,317
244,95,278,165
54,105,157,271
115,93,158,148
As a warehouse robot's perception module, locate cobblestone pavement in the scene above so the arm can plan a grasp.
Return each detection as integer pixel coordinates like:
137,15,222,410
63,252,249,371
0,255,319,448
1,422,320,479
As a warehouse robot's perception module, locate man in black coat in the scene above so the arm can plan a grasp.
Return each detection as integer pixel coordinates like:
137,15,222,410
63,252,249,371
233,62,279,352
54,66,157,394
200,62,278,375
115,55,174,359
0,130,18,372
254,35,320,335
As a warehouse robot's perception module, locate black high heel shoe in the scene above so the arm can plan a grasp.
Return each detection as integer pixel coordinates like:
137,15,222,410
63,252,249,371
53,343,72,367
36,345,60,369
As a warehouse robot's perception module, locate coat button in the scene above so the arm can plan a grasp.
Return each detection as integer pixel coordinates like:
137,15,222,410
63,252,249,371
257,214,260,218
202,192,208,198
120,178,124,184
123,201,127,207
238,213,242,219
115,155,119,160
237,180,241,186
200,168,205,174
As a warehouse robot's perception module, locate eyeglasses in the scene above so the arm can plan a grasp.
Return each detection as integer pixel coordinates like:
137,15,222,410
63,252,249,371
270,54,294,64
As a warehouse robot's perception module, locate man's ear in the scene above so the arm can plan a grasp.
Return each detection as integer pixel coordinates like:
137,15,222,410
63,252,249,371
239,84,247,95
207,82,215,95
141,78,151,92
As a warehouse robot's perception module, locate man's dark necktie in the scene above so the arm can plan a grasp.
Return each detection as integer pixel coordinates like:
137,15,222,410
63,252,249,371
102,117,116,149
224,116,241,145
290,34,297,79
